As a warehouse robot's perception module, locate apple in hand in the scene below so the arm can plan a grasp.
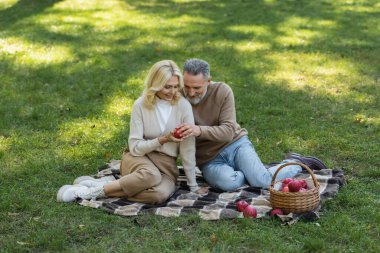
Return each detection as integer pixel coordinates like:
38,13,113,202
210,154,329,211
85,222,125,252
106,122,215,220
243,205,257,218
236,200,249,212
173,128,182,138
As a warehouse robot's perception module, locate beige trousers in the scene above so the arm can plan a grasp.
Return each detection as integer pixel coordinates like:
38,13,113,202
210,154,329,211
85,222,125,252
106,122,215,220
119,152,179,205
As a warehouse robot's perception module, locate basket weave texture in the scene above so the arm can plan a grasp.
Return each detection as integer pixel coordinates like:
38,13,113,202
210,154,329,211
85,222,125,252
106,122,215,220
269,162,320,214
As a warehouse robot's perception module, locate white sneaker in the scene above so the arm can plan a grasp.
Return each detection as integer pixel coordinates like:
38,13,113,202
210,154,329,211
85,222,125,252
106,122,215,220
73,175,116,185
76,179,110,188
57,185,105,202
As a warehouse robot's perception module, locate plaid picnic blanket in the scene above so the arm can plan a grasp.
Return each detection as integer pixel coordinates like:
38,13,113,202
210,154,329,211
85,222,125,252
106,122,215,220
78,160,346,224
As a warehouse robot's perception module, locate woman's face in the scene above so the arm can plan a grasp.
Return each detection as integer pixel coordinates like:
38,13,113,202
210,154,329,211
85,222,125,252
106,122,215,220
156,75,179,101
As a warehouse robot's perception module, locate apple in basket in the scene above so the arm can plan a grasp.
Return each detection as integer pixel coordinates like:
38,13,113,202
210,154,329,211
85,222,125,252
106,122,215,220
283,178,293,185
288,180,304,192
300,180,307,189
236,200,249,212
281,178,293,192
173,128,182,138
243,205,257,218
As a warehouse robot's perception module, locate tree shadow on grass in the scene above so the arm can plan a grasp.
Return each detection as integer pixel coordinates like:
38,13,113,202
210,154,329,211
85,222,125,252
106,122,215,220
0,0,379,192
0,3,379,250
0,0,62,28
122,0,379,74
120,0,379,170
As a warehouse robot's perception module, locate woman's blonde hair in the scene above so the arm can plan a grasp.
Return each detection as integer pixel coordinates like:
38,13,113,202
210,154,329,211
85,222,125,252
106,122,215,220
142,60,184,109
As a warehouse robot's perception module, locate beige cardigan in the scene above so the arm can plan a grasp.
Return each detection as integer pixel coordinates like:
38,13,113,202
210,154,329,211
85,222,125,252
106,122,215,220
128,96,198,190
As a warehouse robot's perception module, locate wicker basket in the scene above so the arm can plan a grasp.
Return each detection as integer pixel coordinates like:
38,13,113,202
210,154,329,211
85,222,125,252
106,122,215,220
269,162,320,214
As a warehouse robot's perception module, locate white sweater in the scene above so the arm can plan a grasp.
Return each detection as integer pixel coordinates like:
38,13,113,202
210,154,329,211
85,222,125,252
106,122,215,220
128,96,198,190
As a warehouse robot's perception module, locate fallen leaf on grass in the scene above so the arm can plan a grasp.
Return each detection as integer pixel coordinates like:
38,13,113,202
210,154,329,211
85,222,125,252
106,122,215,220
210,234,217,244
8,212,20,216
354,117,363,123
17,241,29,245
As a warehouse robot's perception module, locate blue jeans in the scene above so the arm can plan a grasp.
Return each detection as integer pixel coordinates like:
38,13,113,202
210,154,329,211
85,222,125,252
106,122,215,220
200,136,302,191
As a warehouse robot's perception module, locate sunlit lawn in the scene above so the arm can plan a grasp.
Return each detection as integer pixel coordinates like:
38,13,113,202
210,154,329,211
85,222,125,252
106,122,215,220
0,0,379,252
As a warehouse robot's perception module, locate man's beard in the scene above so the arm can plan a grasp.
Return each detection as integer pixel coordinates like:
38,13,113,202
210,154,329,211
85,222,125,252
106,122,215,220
185,87,208,105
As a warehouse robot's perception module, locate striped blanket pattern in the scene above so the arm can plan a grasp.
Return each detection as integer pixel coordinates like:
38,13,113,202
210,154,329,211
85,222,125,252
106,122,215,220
78,160,346,222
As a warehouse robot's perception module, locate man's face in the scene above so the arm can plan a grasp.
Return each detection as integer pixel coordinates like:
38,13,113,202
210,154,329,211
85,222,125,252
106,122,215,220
183,72,210,105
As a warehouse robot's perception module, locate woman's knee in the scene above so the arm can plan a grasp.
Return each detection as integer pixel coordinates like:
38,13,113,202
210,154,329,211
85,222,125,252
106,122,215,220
142,169,162,187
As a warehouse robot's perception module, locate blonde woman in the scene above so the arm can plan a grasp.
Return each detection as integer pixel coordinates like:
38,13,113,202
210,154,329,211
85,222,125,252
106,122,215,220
57,60,208,204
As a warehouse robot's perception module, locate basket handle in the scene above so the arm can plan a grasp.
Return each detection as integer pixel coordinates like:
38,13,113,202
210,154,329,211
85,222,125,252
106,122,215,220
270,162,319,188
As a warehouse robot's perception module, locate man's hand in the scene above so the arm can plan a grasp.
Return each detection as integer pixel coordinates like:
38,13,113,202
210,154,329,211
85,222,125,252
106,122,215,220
177,123,201,138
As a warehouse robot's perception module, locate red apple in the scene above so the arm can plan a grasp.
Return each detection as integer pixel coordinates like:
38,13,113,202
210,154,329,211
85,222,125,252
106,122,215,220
270,208,284,216
283,178,293,185
243,205,257,218
282,185,289,192
236,200,249,212
173,128,182,138
299,188,307,192
288,180,303,192
300,180,307,189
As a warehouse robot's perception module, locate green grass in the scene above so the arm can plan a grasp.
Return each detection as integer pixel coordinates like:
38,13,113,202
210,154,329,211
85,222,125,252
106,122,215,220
0,0,379,252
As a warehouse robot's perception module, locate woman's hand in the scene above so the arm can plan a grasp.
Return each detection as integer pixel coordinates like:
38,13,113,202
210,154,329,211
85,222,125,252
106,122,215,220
167,130,183,143
158,131,183,145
